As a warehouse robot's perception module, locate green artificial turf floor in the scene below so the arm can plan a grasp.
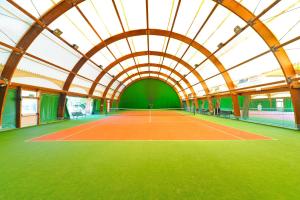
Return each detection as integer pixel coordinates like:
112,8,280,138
0,114,300,200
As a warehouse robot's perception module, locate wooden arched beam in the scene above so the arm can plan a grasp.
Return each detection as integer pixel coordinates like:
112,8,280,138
111,71,190,108
64,29,231,92
1,0,298,124
114,76,184,108
219,0,296,79
89,51,206,94
217,0,298,123
102,63,198,108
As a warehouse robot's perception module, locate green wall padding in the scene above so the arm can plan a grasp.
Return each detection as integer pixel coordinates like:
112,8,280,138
102,100,107,114
220,97,233,111
284,98,294,112
238,96,245,108
249,99,275,111
93,99,101,114
2,89,16,128
40,93,59,123
119,79,181,109
203,100,209,109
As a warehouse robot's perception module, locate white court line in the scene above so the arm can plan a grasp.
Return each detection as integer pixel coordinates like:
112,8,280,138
56,123,104,141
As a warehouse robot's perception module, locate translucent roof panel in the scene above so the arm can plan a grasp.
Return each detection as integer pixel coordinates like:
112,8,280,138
149,36,166,52
229,52,284,88
130,36,148,52
205,75,228,93
72,76,93,88
283,40,300,71
106,39,132,59
13,0,56,19
12,77,61,90
115,0,146,31
2,0,299,100
108,65,124,76
48,8,100,53
69,87,88,94
215,27,270,69
165,38,190,58
77,61,102,80
148,0,179,30
99,74,114,86
173,0,216,38
91,48,115,67
182,47,207,68
0,46,11,66
127,68,138,76
240,0,278,16
17,55,68,82
0,1,34,46
79,0,123,39
27,30,81,70
196,60,220,79
195,5,246,52
262,0,300,43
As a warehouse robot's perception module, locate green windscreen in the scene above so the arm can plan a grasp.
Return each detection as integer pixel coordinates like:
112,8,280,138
119,79,181,109
93,99,101,114
40,93,59,123
2,89,16,128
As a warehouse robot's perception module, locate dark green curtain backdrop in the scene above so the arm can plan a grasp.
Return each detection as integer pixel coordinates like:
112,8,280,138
2,89,16,128
40,93,59,123
119,79,181,109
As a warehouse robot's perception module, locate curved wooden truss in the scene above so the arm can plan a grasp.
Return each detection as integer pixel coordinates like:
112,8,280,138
102,64,199,107
114,76,184,107
88,51,207,94
110,71,190,104
0,0,299,126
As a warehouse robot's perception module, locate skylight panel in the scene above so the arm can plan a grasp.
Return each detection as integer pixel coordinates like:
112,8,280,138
13,0,55,19
90,0,123,36
0,2,33,46
77,61,101,80
115,0,146,31
149,0,179,30
215,27,270,69
196,60,220,79
27,30,81,70
17,55,68,82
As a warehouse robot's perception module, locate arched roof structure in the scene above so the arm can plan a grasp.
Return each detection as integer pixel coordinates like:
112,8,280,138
0,0,300,124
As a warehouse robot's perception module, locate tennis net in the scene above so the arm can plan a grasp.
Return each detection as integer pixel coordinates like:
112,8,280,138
106,108,189,116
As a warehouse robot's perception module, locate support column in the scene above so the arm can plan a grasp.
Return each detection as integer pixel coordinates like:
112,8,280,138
57,93,66,120
0,86,8,128
100,98,104,112
193,98,199,111
16,87,21,128
242,95,250,119
37,90,41,125
231,94,241,118
207,97,214,113
290,87,300,129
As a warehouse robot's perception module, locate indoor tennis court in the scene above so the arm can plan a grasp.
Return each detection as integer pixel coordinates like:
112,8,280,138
1,0,300,200
31,109,270,141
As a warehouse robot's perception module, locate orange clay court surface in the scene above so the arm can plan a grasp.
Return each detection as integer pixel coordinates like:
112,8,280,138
31,111,271,142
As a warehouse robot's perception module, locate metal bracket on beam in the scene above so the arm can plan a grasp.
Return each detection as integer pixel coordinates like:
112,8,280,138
271,46,278,52
0,77,9,87
247,19,255,27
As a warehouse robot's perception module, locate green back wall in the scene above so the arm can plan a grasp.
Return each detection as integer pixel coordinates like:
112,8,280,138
40,93,59,123
119,79,181,109
2,89,16,128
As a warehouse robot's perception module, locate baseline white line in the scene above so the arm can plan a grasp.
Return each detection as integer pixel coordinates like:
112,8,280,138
57,123,104,141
